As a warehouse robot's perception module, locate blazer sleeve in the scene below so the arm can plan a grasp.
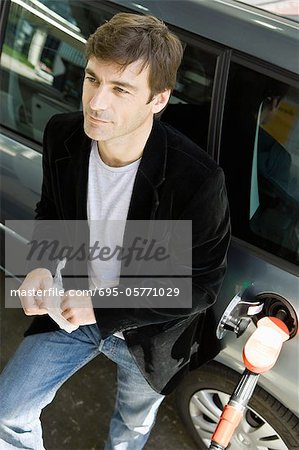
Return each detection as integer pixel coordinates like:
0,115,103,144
26,115,62,275
35,115,60,221
93,166,231,337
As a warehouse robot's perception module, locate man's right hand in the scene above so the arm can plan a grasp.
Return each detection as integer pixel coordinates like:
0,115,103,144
18,268,53,316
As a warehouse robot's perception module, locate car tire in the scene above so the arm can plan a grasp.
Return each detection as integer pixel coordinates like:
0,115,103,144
175,361,299,449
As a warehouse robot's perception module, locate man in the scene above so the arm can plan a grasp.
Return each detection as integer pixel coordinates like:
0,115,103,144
0,13,230,450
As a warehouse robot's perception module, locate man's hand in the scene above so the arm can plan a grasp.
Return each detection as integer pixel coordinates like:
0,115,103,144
18,268,53,316
60,290,96,326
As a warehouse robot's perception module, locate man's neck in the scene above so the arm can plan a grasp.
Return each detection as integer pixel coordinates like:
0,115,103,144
97,144,143,167
97,119,153,168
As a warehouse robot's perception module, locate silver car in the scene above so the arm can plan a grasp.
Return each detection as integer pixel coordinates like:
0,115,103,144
0,0,298,449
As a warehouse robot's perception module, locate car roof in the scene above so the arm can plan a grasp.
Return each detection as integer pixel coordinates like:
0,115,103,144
235,0,299,24
108,0,299,75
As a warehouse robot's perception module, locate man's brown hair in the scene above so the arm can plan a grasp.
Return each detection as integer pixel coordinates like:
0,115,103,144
85,12,183,101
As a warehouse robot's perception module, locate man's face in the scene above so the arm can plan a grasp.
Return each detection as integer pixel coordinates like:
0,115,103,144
82,57,165,143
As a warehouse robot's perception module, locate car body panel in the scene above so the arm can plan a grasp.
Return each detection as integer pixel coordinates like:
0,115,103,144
216,239,299,414
0,133,41,220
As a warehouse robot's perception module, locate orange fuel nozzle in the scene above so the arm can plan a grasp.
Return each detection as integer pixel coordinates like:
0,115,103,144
210,316,291,450
243,316,289,374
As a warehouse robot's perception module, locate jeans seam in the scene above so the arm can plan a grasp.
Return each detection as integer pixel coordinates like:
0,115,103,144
111,336,118,358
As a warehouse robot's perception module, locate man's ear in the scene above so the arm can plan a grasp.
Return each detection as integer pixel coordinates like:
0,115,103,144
151,90,171,114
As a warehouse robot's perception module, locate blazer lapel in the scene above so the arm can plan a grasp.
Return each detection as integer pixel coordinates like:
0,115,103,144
123,119,168,278
55,121,91,220
127,119,167,220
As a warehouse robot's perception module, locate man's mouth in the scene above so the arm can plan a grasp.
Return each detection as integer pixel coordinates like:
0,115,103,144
88,114,110,124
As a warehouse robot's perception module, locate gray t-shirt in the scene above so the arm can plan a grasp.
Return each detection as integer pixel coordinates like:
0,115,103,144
87,140,140,338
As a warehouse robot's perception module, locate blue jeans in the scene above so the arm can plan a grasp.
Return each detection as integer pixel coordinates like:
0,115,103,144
0,325,165,449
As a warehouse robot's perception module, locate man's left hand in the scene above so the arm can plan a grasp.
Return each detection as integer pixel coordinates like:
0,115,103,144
60,290,96,326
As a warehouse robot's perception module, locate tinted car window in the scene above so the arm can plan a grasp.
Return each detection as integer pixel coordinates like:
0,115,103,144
0,0,115,220
220,63,299,265
0,0,112,144
161,44,217,150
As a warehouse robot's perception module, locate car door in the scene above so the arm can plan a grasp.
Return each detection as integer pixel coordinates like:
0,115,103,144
217,59,299,412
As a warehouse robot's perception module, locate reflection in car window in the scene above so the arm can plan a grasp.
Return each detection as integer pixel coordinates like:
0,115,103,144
220,63,299,265
161,44,217,150
0,0,113,143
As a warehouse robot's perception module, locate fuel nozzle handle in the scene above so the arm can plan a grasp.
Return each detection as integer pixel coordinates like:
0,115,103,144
209,373,259,450
243,316,289,374
209,317,290,449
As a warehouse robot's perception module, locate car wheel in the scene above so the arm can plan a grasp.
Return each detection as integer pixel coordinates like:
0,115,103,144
175,361,299,449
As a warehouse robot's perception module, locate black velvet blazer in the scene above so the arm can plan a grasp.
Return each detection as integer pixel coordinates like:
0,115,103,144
25,112,231,394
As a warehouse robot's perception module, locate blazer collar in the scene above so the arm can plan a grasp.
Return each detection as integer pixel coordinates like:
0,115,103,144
126,119,168,220
63,116,91,158
137,119,168,188
54,118,91,220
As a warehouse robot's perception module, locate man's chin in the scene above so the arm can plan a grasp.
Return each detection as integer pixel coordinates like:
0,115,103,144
83,123,103,141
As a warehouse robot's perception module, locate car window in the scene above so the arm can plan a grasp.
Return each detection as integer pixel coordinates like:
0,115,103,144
161,44,218,150
0,0,113,144
220,62,299,266
0,0,115,221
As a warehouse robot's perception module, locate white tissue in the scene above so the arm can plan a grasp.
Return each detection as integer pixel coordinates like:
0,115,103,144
47,258,78,333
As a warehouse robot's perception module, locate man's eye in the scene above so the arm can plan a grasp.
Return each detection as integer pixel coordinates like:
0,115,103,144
114,87,129,94
85,76,96,83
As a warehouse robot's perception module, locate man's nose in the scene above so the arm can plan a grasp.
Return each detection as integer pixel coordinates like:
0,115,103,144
89,86,110,111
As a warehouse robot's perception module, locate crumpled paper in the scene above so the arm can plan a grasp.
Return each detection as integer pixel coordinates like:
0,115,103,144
47,258,79,333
